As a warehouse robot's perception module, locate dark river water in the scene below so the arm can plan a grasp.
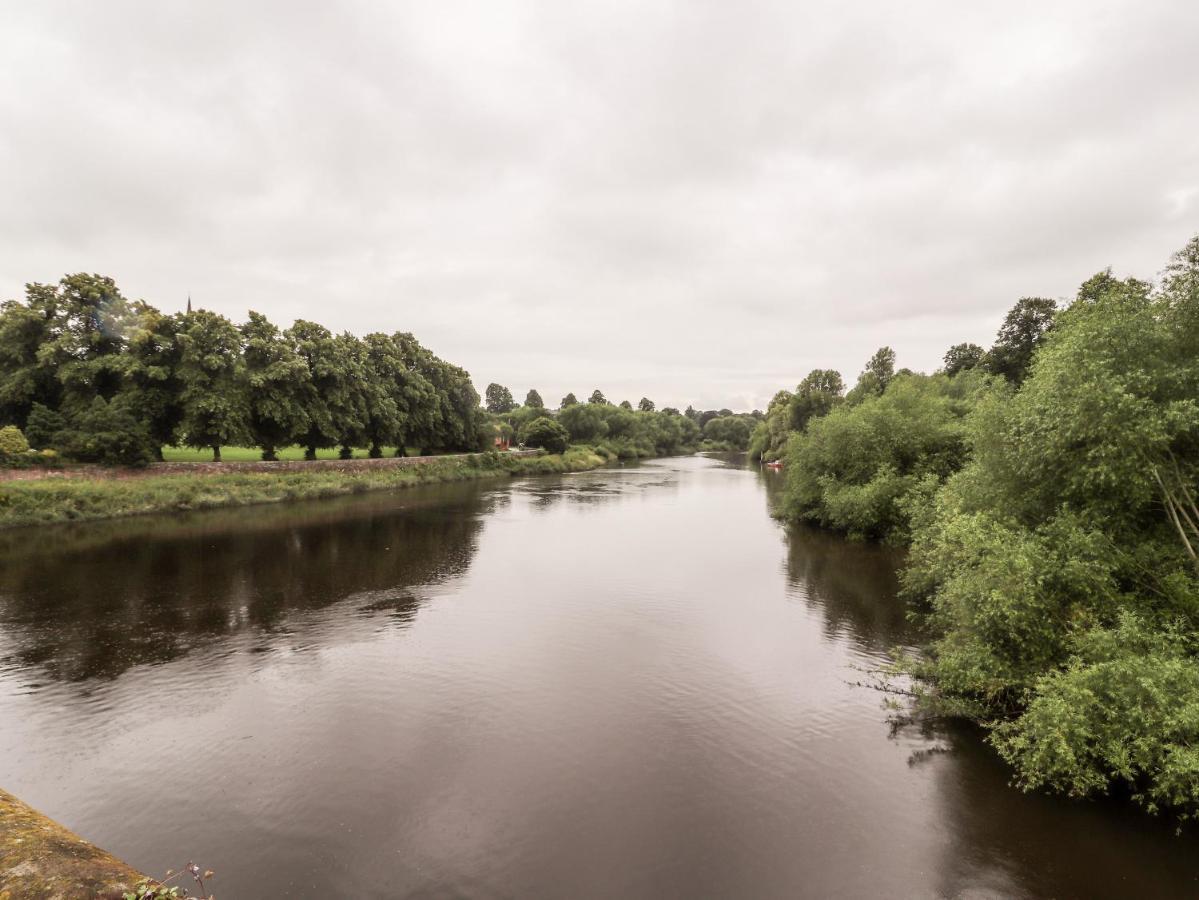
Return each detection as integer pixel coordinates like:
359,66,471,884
1,455,1195,898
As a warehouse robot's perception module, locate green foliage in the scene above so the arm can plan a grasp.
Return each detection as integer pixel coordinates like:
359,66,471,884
559,402,609,442
560,392,578,408
519,416,569,453
588,389,608,405
619,399,633,410
57,396,156,467
846,347,896,404
485,382,515,413
942,342,985,376
905,239,1199,819
22,403,64,449
0,424,29,456
638,397,655,412
177,310,248,460
242,311,311,460
525,388,544,408
701,414,755,450
983,296,1056,384
782,370,995,541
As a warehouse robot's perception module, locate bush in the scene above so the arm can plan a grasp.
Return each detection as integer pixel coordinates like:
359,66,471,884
23,403,66,450
0,425,30,456
58,397,157,467
519,416,570,453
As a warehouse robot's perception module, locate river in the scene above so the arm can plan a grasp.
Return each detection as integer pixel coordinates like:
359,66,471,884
0,455,1195,898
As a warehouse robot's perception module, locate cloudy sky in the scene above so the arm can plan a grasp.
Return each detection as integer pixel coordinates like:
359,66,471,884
1,1,1196,410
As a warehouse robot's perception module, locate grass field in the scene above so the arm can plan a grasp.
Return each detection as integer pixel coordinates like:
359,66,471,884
0,447,610,529
161,445,420,462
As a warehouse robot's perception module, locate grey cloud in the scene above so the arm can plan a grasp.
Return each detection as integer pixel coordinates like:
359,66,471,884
1,0,1196,411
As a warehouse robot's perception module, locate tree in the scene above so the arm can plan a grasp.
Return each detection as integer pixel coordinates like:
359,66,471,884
942,342,985,377
782,370,993,540
0,285,61,427
176,310,248,461
588,389,608,405
702,415,753,450
559,402,608,442
519,416,569,453
984,297,1056,385
619,399,633,410
485,382,515,414
905,245,1199,818
124,303,185,459
560,392,578,408
286,321,367,459
56,395,156,466
240,311,310,460
638,397,655,412
39,274,137,411
790,369,844,431
525,389,544,409
847,347,896,403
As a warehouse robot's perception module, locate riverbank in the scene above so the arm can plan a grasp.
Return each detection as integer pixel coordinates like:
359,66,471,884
0,447,609,529
0,787,145,899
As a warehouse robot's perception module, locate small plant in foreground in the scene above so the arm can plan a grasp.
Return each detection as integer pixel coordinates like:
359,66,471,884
124,862,215,899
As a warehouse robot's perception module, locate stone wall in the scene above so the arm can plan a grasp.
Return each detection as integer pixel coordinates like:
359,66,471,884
0,788,146,899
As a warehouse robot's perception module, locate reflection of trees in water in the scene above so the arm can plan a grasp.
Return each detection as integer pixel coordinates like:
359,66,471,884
0,483,495,682
923,720,1199,899
782,523,912,650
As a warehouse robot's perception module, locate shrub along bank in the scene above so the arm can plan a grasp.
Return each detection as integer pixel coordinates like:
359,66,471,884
761,234,1199,822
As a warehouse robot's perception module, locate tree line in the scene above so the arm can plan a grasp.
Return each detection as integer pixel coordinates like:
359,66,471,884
0,274,488,464
480,381,763,457
762,235,1199,821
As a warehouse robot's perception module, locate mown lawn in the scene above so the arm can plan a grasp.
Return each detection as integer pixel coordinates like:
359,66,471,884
161,445,419,462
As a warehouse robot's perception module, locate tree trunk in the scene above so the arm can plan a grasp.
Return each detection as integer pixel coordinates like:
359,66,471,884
262,446,278,462
339,444,353,460
305,445,317,461
212,445,221,462
370,443,383,459
153,445,164,462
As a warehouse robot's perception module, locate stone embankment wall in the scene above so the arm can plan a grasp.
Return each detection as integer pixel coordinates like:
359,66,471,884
0,449,541,482
0,788,145,899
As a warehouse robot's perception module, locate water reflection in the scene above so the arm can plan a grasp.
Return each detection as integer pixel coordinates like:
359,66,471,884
0,483,495,683
0,457,1196,898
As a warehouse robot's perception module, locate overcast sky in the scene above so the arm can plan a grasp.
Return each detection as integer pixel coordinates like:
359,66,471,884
1,2,1196,410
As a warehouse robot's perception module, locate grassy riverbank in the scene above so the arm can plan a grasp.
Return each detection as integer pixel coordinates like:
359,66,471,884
0,447,608,529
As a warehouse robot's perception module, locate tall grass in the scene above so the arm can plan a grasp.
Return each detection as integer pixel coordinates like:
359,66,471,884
0,448,608,529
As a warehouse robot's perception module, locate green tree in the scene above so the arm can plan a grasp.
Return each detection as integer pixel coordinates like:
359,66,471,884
525,389,544,409
559,402,608,442
560,392,578,408
906,245,1199,817
177,310,248,461
286,321,367,459
240,311,310,460
619,399,633,410
983,297,1056,385
588,389,608,405
638,397,655,412
782,370,993,540
0,285,61,427
123,303,185,459
942,342,985,377
519,416,569,453
847,347,896,403
485,382,515,414
790,369,844,431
